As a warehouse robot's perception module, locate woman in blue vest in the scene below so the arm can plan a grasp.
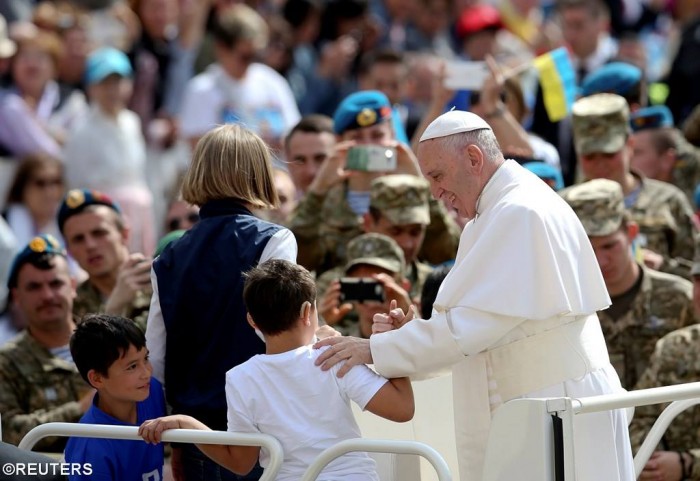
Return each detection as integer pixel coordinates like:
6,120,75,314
145,124,297,480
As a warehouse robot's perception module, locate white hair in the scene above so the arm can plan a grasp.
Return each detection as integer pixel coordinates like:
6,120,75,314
438,129,503,162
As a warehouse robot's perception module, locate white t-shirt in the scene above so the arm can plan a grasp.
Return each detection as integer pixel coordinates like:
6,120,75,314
179,63,300,142
225,345,387,481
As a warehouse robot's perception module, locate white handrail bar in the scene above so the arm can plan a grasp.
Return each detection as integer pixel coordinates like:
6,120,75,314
564,382,700,415
633,399,700,478
300,438,452,481
18,423,284,481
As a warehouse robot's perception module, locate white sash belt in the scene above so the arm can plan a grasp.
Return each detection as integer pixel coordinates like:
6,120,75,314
483,313,610,402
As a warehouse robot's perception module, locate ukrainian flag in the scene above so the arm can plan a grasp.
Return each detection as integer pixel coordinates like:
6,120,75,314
534,47,577,122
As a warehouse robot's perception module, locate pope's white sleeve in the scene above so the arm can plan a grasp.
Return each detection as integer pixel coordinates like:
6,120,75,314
370,306,525,379
145,268,166,384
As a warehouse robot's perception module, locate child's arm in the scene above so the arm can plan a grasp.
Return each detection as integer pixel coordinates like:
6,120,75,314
139,415,260,475
364,377,414,422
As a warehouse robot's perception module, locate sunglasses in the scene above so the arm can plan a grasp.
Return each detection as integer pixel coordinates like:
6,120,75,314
167,213,200,231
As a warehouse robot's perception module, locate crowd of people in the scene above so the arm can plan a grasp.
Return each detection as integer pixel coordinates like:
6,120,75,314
2,0,700,479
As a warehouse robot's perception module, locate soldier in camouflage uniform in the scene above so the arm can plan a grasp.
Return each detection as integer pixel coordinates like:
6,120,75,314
316,175,434,303
630,105,700,209
0,235,92,451
562,179,696,389
319,233,411,337
629,315,700,480
289,90,460,275
58,189,151,330
569,93,698,278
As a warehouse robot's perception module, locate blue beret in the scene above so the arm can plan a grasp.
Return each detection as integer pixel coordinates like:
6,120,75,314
523,162,564,191
630,105,674,132
333,90,393,134
58,189,121,233
581,62,643,97
7,235,67,289
694,183,700,210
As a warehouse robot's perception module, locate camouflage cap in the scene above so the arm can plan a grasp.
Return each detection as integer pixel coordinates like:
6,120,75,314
345,233,406,275
370,175,430,225
572,93,630,157
560,179,625,236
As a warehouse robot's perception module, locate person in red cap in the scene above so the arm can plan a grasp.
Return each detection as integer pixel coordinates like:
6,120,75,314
455,4,503,61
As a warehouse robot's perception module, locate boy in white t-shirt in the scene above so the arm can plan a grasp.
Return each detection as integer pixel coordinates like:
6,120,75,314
139,259,414,480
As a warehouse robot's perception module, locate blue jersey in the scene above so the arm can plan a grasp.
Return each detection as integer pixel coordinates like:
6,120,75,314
65,378,166,481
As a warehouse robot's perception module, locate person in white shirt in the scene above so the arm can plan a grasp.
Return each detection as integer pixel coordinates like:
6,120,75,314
315,110,635,481
63,47,155,256
140,259,413,481
179,4,300,151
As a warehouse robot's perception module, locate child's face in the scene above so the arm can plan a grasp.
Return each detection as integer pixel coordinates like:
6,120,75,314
88,74,133,114
95,345,152,404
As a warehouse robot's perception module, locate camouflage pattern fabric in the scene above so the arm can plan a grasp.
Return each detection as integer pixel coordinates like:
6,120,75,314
629,324,700,479
560,179,625,236
572,93,630,157
598,265,695,389
0,331,89,451
629,175,697,278
370,175,431,225
672,132,700,207
290,179,459,274
72,280,150,331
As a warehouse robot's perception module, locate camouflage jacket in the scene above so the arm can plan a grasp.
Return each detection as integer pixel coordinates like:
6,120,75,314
315,260,432,335
630,174,697,278
0,331,90,451
72,280,150,331
673,133,700,208
629,325,700,480
290,181,460,274
598,265,695,389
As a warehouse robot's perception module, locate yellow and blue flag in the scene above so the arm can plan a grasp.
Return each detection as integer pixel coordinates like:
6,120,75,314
534,47,577,122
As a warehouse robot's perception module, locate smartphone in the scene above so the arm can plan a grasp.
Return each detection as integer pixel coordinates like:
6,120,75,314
339,277,385,303
345,145,397,172
444,61,489,91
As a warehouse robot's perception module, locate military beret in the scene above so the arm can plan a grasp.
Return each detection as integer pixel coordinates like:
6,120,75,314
370,175,430,225
333,90,393,134
572,93,630,157
630,105,674,132
581,62,643,97
345,233,406,276
560,179,625,237
58,189,121,233
7,234,67,289
522,162,564,191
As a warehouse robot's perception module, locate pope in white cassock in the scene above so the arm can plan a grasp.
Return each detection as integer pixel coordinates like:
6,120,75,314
315,110,635,481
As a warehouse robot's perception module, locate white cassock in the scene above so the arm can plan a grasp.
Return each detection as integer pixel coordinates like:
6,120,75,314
370,160,635,481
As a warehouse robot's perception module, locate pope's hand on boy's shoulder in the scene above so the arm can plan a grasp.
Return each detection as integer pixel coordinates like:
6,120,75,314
314,336,372,377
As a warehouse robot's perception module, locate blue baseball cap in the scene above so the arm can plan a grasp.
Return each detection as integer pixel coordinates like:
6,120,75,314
7,235,67,289
581,62,643,98
85,47,133,86
58,189,122,233
333,90,393,134
630,105,674,132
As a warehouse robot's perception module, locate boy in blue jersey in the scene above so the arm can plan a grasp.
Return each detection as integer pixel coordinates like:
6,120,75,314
65,314,165,481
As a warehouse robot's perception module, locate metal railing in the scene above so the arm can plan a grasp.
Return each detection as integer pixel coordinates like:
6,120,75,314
18,423,284,481
300,439,452,481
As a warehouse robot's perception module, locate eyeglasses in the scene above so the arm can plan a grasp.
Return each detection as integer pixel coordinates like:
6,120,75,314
30,177,63,189
167,213,200,231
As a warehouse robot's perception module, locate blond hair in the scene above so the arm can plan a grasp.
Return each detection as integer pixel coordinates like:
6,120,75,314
182,125,279,209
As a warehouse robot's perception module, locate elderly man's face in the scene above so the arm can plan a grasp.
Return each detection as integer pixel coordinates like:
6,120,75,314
417,139,481,219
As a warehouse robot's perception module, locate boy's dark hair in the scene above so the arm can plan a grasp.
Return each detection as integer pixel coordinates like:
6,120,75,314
284,114,334,149
420,265,452,319
243,259,316,336
70,314,147,387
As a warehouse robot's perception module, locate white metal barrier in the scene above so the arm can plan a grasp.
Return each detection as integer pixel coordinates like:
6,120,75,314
300,439,452,481
18,423,284,481
482,382,700,481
